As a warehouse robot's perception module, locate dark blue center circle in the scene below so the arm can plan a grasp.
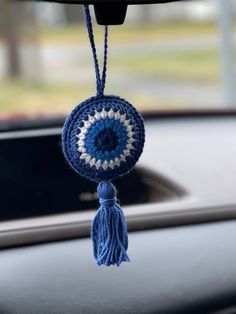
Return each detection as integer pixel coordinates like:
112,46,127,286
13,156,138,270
94,127,118,152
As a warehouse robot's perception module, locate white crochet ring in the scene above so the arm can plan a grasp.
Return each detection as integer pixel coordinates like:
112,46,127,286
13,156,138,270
76,108,136,170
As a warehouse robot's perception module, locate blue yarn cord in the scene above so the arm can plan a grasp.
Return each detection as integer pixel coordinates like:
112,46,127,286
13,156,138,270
84,5,108,96
91,181,130,266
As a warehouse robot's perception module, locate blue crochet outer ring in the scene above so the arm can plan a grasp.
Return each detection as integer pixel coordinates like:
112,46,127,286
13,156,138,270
62,95,145,182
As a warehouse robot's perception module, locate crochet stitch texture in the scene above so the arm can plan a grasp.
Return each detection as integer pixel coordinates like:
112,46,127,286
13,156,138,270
62,95,145,182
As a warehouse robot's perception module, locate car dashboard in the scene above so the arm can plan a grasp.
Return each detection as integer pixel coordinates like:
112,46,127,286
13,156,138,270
0,114,236,313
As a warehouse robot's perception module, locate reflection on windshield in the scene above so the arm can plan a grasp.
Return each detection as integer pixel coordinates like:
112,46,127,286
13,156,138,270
0,0,235,120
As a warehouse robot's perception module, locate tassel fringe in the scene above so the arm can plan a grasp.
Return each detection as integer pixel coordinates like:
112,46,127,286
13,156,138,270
91,181,130,266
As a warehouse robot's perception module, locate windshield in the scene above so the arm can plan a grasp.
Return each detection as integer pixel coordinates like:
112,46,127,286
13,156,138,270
0,0,235,122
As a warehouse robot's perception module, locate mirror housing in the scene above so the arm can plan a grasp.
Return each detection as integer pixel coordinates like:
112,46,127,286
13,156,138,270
20,0,185,24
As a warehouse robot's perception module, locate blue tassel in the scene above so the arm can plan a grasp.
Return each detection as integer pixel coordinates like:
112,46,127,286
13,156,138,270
91,181,130,266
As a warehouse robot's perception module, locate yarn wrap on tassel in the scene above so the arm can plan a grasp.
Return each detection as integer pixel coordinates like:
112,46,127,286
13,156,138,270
91,181,129,266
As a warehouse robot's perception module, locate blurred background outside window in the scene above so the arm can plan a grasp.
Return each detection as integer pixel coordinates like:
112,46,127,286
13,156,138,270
0,0,235,121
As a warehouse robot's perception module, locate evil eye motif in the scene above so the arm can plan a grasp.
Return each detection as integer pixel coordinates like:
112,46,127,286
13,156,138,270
62,95,145,181
77,109,135,169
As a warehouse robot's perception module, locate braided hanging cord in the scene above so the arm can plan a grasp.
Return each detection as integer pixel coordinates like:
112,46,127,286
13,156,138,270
84,5,108,96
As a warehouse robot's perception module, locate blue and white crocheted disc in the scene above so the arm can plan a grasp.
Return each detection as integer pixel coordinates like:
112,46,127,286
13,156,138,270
62,95,145,181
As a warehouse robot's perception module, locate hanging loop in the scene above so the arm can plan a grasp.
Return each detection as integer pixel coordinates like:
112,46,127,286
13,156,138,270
84,5,108,96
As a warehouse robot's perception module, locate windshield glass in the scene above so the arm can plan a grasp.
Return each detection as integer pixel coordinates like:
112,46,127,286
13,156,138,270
0,0,235,121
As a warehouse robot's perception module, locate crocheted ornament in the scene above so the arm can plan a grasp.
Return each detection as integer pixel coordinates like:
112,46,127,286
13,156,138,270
62,95,144,182
62,5,145,266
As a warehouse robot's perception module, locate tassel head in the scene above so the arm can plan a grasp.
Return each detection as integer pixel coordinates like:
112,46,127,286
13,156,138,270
91,181,129,266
